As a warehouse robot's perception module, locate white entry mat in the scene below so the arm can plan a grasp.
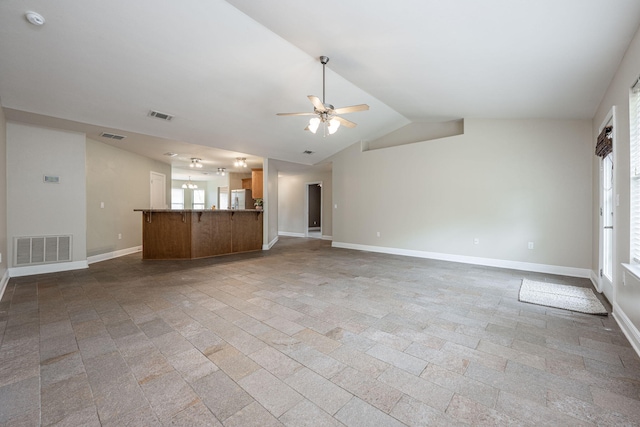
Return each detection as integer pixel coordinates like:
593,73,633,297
519,279,608,315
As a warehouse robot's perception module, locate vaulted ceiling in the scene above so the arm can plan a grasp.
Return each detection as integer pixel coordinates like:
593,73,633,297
1,1,639,172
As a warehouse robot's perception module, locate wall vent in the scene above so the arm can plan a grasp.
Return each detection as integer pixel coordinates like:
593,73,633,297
100,132,126,140
14,235,72,266
148,110,174,121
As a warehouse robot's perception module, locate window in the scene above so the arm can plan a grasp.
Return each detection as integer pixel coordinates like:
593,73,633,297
171,188,184,209
630,77,640,262
193,189,205,209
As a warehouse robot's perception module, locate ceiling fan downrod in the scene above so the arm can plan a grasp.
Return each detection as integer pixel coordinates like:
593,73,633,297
320,56,329,105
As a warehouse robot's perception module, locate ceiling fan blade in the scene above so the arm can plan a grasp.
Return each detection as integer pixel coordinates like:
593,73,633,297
333,104,370,115
276,112,316,116
308,95,326,112
334,115,357,128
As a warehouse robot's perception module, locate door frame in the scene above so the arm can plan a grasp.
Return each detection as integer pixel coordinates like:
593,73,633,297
598,106,616,302
305,181,323,238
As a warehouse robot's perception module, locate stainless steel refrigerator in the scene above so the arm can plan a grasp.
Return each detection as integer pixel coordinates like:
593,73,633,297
231,189,253,209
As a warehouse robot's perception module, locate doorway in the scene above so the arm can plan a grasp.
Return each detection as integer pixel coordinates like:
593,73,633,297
306,182,322,239
598,107,615,302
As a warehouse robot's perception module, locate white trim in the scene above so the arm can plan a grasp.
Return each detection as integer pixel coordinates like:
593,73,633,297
622,262,640,280
279,231,306,238
331,241,591,278
0,269,9,302
612,302,640,358
322,235,333,241
87,246,142,265
589,269,600,291
263,235,279,250
9,260,88,277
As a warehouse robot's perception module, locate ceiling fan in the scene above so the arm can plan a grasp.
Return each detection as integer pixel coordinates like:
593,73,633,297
277,56,369,135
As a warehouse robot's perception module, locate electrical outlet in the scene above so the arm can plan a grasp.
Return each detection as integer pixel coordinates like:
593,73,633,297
118,233,122,240
473,238,479,245
376,231,381,237
528,242,534,249
100,201,104,208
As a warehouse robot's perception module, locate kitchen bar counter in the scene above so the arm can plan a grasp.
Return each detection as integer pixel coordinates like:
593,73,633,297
134,209,263,260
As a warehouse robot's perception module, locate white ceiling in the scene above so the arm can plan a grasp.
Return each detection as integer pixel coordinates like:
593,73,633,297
1,0,639,171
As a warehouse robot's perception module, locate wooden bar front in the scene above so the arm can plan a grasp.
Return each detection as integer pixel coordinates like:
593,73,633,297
136,210,263,260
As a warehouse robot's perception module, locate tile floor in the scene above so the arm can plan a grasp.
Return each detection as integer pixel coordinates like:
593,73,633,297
0,237,639,426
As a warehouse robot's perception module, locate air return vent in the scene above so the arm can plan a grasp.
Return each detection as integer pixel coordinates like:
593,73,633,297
14,235,72,266
100,132,126,140
303,150,315,155
148,110,174,121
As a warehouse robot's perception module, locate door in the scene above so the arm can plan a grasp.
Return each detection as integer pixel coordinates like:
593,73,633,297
150,171,166,209
600,152,613,299
599,109,615,302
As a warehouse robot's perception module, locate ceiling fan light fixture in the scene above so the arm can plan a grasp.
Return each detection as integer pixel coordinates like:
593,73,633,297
308,117,320,134
328,118,340,134
277,56,368,136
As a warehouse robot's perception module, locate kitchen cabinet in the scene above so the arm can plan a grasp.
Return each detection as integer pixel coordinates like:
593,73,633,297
252,168,263,199
135,209,262,259
242,178,252,190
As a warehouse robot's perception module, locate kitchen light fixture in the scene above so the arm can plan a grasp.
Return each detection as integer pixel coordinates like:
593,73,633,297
217,168,226,176
190,158,203,168
234,158,247,168
181,177,198,189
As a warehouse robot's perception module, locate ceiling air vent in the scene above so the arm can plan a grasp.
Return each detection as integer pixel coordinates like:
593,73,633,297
148,110,174,121
100,132,126,140
303,150,315,155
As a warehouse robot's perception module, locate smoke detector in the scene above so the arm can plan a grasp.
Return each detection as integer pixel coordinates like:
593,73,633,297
25,11,45,26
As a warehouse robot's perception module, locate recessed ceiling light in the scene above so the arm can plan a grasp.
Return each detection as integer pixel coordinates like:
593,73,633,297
25,11,45,26
163,152,178,157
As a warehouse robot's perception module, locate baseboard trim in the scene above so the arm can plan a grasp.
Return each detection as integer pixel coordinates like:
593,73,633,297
87,246,142,265
279,231,306,238
613,302,640,358
590,269,601,292
322,235,333,241
331,241,591,278
263,236,279,250
0,269,9,302
9,260,89,278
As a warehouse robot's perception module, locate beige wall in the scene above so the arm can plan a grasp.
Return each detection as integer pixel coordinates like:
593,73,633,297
332,118,592,270
86,138,171,258
278,169,333,237
592,24,640,343
7,122,87,269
